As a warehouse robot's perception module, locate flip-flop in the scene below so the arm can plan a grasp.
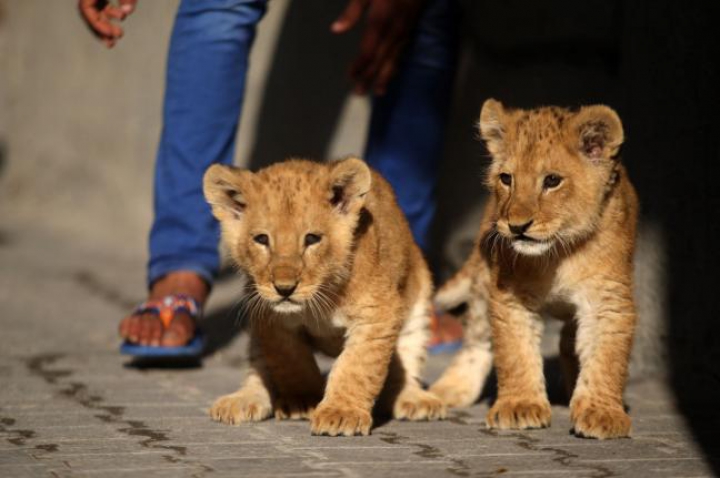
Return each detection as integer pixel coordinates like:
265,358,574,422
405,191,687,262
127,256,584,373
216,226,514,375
120,294,204,357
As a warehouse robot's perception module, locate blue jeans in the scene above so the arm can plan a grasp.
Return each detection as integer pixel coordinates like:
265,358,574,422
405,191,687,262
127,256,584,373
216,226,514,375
148,0,458,287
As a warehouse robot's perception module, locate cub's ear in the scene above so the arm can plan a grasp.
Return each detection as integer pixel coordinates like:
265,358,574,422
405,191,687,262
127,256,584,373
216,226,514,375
329,157,372,214
478,98,507,154
203,164,254,221
573,105,624,160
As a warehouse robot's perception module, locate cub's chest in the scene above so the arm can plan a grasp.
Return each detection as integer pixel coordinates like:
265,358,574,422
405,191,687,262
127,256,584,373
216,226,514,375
499,258,589,312
304,310,348,358
280,308,347,338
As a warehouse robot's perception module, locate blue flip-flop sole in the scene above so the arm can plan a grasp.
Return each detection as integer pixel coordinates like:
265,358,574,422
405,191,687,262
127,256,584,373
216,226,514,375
120,333,204,357
427,340,463,355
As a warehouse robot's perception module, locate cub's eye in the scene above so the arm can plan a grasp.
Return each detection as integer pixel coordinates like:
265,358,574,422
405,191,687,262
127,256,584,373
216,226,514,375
499,173,512,186
253,234,269,246
304,233,322,247
543,174,563,189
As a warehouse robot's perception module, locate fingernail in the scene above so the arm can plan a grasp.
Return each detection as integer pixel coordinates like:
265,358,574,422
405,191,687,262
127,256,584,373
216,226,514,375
121,4,133,13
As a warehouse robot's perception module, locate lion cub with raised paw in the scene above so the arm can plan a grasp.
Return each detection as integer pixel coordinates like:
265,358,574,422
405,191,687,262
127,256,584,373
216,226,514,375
203,158,445,436
431,100,639,439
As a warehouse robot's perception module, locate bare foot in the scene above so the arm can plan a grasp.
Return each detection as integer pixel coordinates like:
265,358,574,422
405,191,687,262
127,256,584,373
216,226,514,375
119,272,209,346
427,312,463,351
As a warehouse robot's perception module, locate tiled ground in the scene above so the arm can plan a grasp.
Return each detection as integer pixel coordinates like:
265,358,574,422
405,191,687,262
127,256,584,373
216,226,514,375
1,223,717,477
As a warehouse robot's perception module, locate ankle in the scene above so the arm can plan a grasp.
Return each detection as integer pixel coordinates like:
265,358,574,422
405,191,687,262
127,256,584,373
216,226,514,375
149,271,210,303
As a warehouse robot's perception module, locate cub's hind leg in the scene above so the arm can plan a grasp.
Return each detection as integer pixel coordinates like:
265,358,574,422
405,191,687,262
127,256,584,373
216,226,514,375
430,248,493,408
379,295,446,421
430,294,493,408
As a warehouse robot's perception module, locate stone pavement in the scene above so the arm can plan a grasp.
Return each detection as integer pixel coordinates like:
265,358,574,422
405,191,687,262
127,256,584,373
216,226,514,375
0,221,717,478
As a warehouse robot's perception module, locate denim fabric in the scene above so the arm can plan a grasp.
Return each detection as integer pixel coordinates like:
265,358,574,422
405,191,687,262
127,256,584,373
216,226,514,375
148,0,458,286
365,0,459,251
148,0,269,286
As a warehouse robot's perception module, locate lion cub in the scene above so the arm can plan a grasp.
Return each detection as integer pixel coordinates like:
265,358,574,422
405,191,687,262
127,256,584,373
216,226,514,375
431,100,639,439
203,158,445,436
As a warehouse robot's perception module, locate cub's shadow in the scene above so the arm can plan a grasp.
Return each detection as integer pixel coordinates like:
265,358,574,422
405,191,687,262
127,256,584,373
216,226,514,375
476,356,571,407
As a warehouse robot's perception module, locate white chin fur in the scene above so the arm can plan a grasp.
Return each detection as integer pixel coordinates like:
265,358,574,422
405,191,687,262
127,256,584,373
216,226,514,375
271,301,304,314
511,240,554,256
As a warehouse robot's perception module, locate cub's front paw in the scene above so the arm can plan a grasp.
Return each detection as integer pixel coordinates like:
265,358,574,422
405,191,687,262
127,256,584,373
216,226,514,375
486,398,551,430
274,394,321,420
310,403,372,436
394,389,447,421
210,392,272,425
571,399,631,439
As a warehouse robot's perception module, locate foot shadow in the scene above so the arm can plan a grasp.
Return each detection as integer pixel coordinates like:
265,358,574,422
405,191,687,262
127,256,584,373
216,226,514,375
477,355,571,407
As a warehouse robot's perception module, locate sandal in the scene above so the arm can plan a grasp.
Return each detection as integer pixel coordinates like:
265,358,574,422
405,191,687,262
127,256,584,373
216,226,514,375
427,311,463,355
120,294,204,357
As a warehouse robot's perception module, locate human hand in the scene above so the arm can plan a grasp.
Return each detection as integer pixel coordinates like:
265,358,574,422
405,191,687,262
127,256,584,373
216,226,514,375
78,0,138,48
332,0,425,96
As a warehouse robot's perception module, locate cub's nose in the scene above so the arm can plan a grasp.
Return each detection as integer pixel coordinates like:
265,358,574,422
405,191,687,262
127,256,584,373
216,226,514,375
509,220,534,235
274,283,297,298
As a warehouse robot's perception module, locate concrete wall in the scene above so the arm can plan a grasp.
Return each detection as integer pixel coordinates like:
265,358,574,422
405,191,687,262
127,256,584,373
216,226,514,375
0,0,368,254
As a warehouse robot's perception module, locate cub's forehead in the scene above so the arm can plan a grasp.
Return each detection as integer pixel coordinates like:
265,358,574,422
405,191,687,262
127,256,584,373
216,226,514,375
248,165,331,217
503,108,578,167
255,169,327,194
510,108,569,145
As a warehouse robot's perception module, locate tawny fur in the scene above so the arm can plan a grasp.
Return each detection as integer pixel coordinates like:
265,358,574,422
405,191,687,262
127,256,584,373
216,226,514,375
430,100,638,440
203,158,445,437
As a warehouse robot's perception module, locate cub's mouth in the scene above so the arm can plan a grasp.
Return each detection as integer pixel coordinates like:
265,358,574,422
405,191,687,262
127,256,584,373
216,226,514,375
510,234,554,256
514,233,539,242
271,297,304,314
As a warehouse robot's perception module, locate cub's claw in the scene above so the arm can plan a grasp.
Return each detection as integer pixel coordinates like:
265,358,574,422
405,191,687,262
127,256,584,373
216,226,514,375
210,392,272,425
311,403,372,436
486,398,551,430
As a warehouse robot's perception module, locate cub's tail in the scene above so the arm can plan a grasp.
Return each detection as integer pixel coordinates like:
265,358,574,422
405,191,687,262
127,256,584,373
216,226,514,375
434,269,473,312
435,247,485,312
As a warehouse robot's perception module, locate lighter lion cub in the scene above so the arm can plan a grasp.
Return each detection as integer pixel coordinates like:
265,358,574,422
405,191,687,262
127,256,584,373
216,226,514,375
203,158,445,436
431,100,639,439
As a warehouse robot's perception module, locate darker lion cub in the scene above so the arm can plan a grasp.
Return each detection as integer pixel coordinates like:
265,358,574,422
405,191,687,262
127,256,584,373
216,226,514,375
203,158,445,436
431,100,639,439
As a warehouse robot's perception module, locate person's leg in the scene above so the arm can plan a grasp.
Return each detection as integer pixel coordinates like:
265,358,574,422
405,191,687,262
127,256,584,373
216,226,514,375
364,0,460,252
121,0,268,347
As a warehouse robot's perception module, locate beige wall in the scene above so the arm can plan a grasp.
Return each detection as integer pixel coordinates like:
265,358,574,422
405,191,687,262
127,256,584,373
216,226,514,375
0,0,368,253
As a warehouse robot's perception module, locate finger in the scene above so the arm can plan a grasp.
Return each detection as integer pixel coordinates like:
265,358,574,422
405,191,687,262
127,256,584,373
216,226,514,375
355,6,413,95
348,2,396,92
78,0,117,38
104,5,128,21
118,0,138,15
99,10,124,39
368,23,408,95
373,50,400,96
331,0,369,34
349,24,383,90
352,29,397,94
